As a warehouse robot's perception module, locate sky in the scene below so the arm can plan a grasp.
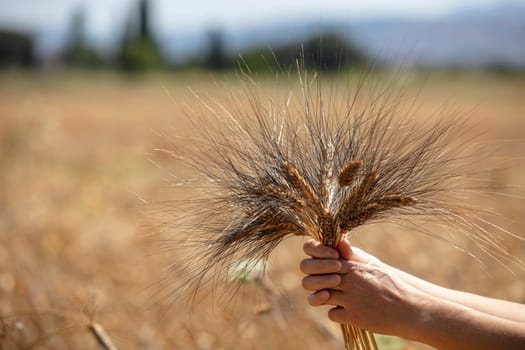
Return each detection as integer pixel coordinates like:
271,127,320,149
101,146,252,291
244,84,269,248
0,0,522,57
0,0,516,35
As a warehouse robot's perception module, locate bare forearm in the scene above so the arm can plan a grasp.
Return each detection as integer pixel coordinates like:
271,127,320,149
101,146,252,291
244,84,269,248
406,294,525,350
391,266,525,322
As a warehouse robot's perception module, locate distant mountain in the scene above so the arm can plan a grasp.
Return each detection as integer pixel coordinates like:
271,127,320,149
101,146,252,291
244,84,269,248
347,18,525,68
351,2,525,68
160,2,525,68
450,1,525,21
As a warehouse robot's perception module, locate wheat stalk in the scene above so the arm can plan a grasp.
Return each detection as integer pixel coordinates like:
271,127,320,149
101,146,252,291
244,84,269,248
87,322,118,350
158,67,523,349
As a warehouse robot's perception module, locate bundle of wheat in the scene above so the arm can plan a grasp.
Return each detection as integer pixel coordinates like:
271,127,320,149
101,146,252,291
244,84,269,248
158,67,520,349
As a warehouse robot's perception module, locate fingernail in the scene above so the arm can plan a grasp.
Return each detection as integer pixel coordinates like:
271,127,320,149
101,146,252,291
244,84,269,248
319,290,330,300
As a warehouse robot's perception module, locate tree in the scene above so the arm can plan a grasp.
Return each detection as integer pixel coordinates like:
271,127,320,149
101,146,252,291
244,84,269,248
117,0,164,72
0,30,35,68
63,7,103,68
205,29,231,70
139,0,151,39
239,32,366,73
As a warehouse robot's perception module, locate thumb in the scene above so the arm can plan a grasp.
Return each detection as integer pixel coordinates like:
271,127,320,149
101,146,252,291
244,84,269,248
336,238,353,260
337,238,374,264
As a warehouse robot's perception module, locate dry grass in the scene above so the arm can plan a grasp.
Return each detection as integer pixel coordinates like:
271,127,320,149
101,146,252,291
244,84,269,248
0,70,524,349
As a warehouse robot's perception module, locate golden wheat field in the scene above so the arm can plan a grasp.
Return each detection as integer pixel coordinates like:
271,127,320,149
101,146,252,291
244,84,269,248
1,70,524,350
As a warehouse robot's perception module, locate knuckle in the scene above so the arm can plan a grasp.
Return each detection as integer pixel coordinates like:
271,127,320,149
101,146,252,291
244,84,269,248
340,260,358,275
329,260,342,272
332,274,342,286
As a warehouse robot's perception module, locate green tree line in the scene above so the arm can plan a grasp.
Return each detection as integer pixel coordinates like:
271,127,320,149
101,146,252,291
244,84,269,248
0,0,366,73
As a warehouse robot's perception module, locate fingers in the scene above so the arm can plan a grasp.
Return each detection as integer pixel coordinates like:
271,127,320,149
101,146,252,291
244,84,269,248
328,306,348,323
300,258,342,275
301,239,365,276
303,240,339,259
308,296,355,327
307,289,348,307
302,274,341,291
307,290,330,306
300,257,358,275
304,238,378,266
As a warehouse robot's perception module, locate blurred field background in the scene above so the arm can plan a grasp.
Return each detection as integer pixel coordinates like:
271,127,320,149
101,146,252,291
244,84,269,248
1,1,525,349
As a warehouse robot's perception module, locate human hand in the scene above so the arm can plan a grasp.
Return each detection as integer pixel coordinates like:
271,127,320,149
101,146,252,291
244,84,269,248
300,239,424,336
301,239,525,349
